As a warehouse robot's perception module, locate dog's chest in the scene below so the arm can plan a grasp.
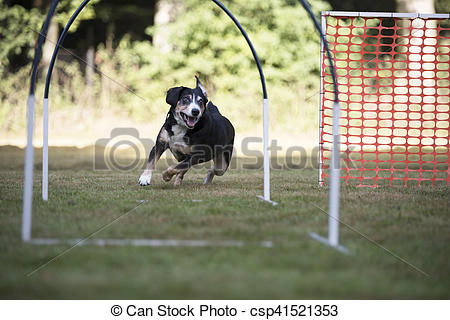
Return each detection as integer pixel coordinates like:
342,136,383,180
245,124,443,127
168,125,190,156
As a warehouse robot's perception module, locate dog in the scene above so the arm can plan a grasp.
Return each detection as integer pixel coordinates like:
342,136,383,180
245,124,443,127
139,76,235,186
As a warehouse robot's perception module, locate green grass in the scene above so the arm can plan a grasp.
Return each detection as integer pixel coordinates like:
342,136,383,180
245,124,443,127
0,146,449,299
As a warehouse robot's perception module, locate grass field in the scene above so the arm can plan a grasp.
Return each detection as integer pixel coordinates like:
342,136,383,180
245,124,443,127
0,146,449,299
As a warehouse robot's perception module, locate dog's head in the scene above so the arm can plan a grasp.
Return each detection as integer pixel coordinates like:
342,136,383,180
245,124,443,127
166,76,208,129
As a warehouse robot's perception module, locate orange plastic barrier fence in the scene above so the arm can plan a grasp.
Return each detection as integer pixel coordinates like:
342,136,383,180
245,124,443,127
320,13,450,187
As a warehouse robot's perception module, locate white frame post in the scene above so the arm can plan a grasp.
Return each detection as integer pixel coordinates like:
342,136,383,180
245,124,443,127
309,11,349,254
24,0,277,248
22,0,59,241
263,98,270,201
42,98,49,201
257,98,277,205
310,11,450,253
310,102,349,254
318,13,325,187
328,100,341,247
311,11,450,254
22,95,35,242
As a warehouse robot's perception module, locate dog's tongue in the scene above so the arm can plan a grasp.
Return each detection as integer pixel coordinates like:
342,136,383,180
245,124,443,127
187,116,196,127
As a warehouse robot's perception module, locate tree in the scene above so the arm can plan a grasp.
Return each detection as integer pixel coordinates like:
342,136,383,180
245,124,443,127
153,0,184,52
0,0,43,73
31,0,58,70
396,0,435,13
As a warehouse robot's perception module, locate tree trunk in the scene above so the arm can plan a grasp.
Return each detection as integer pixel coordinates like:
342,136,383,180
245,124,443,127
396,0,435,13
42,19,59,71
396,0,437,110
33,0,59,71
86,24,95,106
153,0,184,52
100,24,114,110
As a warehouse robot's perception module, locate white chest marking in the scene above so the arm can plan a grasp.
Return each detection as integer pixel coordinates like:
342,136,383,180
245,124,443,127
169,125,189,153
171,124,187,138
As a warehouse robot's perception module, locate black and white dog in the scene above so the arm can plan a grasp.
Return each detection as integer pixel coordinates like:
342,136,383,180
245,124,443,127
139,77,235,186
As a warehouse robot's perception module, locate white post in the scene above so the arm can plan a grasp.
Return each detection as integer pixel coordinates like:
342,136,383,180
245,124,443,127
257,98,277,205
318,13,326,187
328,101,341,246
310,100,346,253
263,98,270,201
42,98,49,201
22,95,35,242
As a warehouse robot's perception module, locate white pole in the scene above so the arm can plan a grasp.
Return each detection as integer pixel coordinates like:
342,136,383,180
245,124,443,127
318,13,326,187
42,98,49,201
22,95,35,242
263,98,270,201
328,101,341,246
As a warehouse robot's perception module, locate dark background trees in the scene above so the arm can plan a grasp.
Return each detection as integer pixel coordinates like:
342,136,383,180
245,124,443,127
0,0,446,141
4,0,443,74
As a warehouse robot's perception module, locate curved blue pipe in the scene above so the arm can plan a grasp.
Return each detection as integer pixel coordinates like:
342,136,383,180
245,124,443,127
297,0,339,102
29,0,59,95
44,0,267,100
211,0,267,99
44,0,90,98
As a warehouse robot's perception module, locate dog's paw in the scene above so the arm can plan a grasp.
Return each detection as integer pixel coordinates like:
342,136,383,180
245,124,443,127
162,169,173,182
174,175,184,186
203,170,214,185
139,172,152,186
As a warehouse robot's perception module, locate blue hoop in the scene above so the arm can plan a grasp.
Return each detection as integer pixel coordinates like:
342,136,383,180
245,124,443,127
44,0,267,100
297,0,339,101
29,0,59,95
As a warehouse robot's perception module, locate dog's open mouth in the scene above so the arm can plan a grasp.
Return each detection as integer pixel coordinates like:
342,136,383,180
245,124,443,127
181,112,199,129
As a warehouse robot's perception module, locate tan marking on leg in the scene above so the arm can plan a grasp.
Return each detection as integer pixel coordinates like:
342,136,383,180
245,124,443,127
213,153,229,176
162,166,178,182
203,167,215,185
159,128,170,144
170,142,191,155
144,159,155,171
204,154,229,185
174,170,188,186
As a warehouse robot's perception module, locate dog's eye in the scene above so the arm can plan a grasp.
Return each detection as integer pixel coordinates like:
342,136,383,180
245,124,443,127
198,99,203,105
182,97,190,104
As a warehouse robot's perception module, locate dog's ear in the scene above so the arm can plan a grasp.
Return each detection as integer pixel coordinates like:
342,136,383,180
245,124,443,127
195,76,208,100
166,86,186,106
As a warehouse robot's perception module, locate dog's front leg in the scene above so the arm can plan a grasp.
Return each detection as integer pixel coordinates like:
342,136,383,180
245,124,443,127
162,163,188,185
162,154,202,186
139,130,168,186
173,170,188,186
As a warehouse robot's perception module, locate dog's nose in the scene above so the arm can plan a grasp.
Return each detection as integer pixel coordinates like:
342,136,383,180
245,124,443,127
191,108,200,117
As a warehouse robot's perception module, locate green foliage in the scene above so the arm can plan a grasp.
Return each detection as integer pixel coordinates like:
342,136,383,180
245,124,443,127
0,0,43,71
0,0,329,135
94,0,329,132
163,0,325,87
436,0,450,13
0,0,97,72
436,0,450,28
0,0,44,131
53,0,99,31
0,66,30,131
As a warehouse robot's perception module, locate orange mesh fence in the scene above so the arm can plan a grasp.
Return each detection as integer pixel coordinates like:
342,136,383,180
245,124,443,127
320,13,450,187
